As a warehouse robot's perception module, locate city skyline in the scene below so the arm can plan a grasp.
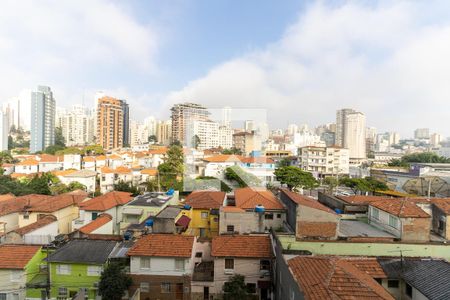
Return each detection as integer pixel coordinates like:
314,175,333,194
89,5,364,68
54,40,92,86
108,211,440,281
1,1,450,136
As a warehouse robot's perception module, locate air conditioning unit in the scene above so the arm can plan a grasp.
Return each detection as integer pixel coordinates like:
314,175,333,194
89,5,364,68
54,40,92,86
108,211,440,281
224,269,234,275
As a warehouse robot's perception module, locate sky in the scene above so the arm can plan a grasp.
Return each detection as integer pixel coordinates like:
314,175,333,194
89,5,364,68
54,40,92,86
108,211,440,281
1,0,450,137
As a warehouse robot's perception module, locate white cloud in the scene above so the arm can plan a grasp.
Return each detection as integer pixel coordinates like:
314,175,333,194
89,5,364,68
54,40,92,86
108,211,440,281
164,2,450,137
0,0,158,103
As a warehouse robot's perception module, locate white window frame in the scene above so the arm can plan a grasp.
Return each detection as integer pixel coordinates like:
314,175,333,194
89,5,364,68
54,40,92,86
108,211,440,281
56,264,71,275
372,207,380,220
174,259,185,271
140,257,151,269
389,215,399,229
87,265,103,276
201,212,209,219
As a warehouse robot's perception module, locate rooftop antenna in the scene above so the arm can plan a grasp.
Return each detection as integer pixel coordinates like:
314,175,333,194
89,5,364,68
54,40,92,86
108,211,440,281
388,249,412,273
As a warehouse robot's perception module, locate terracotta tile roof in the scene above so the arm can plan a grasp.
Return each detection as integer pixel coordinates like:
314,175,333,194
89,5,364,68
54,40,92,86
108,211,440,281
52,169,77,176
221,206,245,213
0,245,41,269
134,152,147,158
288,256,394,300
148,148,167,155
80,191,133,211
28,193,87,213
211,235,272,258
115,166,132,174
347,258,387,279
140,168,158,176
79,213,112,234
370,199,430,218
10,173,37,179
96,155,106,161
83,156,96,162
432,198,450,215
0,194,51,216
240,156,275,164
38,154,64,163
13,215,57,235
108,154,122,160
297,221,337,238
16,158,39,166
185,191,226,209
100,166,115,174
338,195,390,205
234,187,284,210
281,189,336,214
0,193,15,202
203,154,243,163
128,234,195,258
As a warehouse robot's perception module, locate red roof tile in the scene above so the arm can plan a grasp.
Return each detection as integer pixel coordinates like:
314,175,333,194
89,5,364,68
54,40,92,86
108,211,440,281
79,214,112,234
203,154,243,163
212,235,272,258
370,199,430,218
288,256,393,300
432,198,450,215
13,215,57,235
221,206,245,213
185,191,226,209
240,156,275,164
115,166,132,174
128,234,195,258
281,189,336,214
0,193,15,202
16,158,39,166
297,221,337,238
28,193,88,213
80,191,133,211
0,245,41,269
235,187,284,210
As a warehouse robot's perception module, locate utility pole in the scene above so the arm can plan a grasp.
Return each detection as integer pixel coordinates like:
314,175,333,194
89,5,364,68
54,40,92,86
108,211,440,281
46,245,50,299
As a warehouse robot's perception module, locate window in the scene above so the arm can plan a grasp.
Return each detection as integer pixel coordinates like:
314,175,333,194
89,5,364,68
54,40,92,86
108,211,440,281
372,207,380,220
246,283,256,294
92,212,98,220
140,257,151,269
227,225,235,233
58,287,68,296
140,282,149,293
175,259,185,271
24,214,29,219
388,280,399,288
161,282,171,293
87,266,102,276
195,252,203,258
56,264,71,275
201,212,209,219
225,258,234,270
0,294,5,300
389,215,399,228
438,217,445,231
265,213,274,220
260,260,270,271
10,270,21,282
277,213,281,219
375,278,382,284
406,283,413,297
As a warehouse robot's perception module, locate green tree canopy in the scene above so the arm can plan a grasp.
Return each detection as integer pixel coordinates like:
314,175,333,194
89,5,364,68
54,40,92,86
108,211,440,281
192,134,201,149
339,177,388,194
388,152,450,167
55,127,66,148
113,181,139,196
148,135,157,143
98,263,132,300
222,147,243,155
223,274,249,300
274,166,318,191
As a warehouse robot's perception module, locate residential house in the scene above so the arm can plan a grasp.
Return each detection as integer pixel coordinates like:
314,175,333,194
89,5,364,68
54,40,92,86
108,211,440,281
95,156,106,168
37,154,64,172
368,199,431,242
183,191,225,238
318,192,389,214
82,156,97,171
48,239,117,300
139,168,158,188
99,166,115,193
73,191,133,235
211,235,273,300
4,214,58,244
152,206,188,234
239,156,276,185
431,198,450,240
59,169,97,193
107,154,123,169
203,155,243,178
63,154,82,170
14,158,39,174
279,189,340,240
77,213,113,235
219,187,286,234
128,234,197,300
1,163,14,175
0,245,44,300
148,148,167,168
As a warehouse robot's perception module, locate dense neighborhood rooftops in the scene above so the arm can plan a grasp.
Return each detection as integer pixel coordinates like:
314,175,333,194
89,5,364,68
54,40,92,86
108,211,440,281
13,215,57,235
203,154,243,163
140,168,158,175
80,191,133,211
380,258,450,300
185,191,226,209
79,214,112,234
212,235,272,258
155,206,182,219
38,154,64,163
0,193,15,202
281,189,336,214
288,256,393,300
48,239,117,264
64,169,97,178
16,158,39,166
128,192,173,207
0,245,41,269
370,199,430,218
234,187,284,210
127,234,195,258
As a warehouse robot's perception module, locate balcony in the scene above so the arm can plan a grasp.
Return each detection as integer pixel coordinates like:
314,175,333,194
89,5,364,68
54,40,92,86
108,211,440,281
192,261,214,282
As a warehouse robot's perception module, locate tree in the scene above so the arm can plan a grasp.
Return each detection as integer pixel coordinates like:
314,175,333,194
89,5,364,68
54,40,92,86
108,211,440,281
222,147,243,155
223,274,249,300
339,177,388,194
67,181,87,191
114,181,139,196
274,166,318,191
0,151,14,165
225,166,261,187
98,263,132,300
192,134,201,149
83,144,105,155
192,176,232,192
55,127,66,148
44,145,65,155
388,152,450,167
323,176,339,193
277,158,291,167
148,134,157,143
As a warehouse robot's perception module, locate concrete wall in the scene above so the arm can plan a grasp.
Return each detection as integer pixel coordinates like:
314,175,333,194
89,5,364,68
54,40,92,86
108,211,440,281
402,217,431,242
0,269,26,298
0,213,19,233
219,210,285,234
432,206,450,239
278,191,297,231
130,256,192,276
368,206,401,238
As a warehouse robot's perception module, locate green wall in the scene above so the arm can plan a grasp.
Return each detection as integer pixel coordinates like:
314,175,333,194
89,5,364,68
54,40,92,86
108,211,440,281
26,248,47,299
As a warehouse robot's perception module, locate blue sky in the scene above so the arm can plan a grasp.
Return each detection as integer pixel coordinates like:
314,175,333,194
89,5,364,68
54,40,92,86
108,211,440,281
1,1,450,137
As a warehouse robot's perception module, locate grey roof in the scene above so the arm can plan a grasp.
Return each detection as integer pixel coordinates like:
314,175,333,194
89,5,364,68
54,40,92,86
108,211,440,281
155,206,182,219
65,169,97,178
338,220,396,238
109,241,134,259
379,258,450,300
48,240,117,264
128,192,173,207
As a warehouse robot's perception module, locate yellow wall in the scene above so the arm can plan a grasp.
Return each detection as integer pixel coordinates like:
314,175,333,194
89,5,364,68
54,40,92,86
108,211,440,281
182,208,219,238
18,205,79,234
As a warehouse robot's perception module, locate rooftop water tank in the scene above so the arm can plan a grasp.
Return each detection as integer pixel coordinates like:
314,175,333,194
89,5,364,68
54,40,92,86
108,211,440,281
124,232,131,241
166,188,175,196
145,219,154,227
255,205,265,213
183,204,192,210
334,208,343,214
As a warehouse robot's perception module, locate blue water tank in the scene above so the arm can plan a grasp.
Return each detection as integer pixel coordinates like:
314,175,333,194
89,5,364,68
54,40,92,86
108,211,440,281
124,232,131,240
145,219,154,227
255,205,265,213
166,188,175,196
334,208,343,214
183,204,192,210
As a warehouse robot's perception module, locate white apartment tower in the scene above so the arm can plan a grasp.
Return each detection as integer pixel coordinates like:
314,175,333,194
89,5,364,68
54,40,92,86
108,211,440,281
336,109,366,160
0,110,9,151
59,105,94,146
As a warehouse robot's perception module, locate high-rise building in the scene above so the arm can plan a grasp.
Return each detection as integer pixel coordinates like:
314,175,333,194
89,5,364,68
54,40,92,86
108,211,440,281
156,120,172,145
130,121,149,146
171,103,209,144
144,116,158,137
121,101,130,146
221,106,231,128
58,105,94,146
30,86,56,153
430,133,442,147
336,109,366,160
0,110,9,151
191,120,220,149
96,96,124,150
414,128,430,140
335,108,356,147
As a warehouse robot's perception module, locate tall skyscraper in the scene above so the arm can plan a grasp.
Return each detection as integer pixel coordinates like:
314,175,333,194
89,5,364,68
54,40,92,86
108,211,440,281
0,110,9,151
171,103,209,144
96,96,124,150
336,108,366,160
414,128,430,140
156,120,172,145
58,105,94,146
121,101,130,147
30,86,55,153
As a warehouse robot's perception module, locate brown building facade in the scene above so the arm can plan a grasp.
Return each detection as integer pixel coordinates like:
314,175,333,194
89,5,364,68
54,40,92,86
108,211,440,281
96,96,124,150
